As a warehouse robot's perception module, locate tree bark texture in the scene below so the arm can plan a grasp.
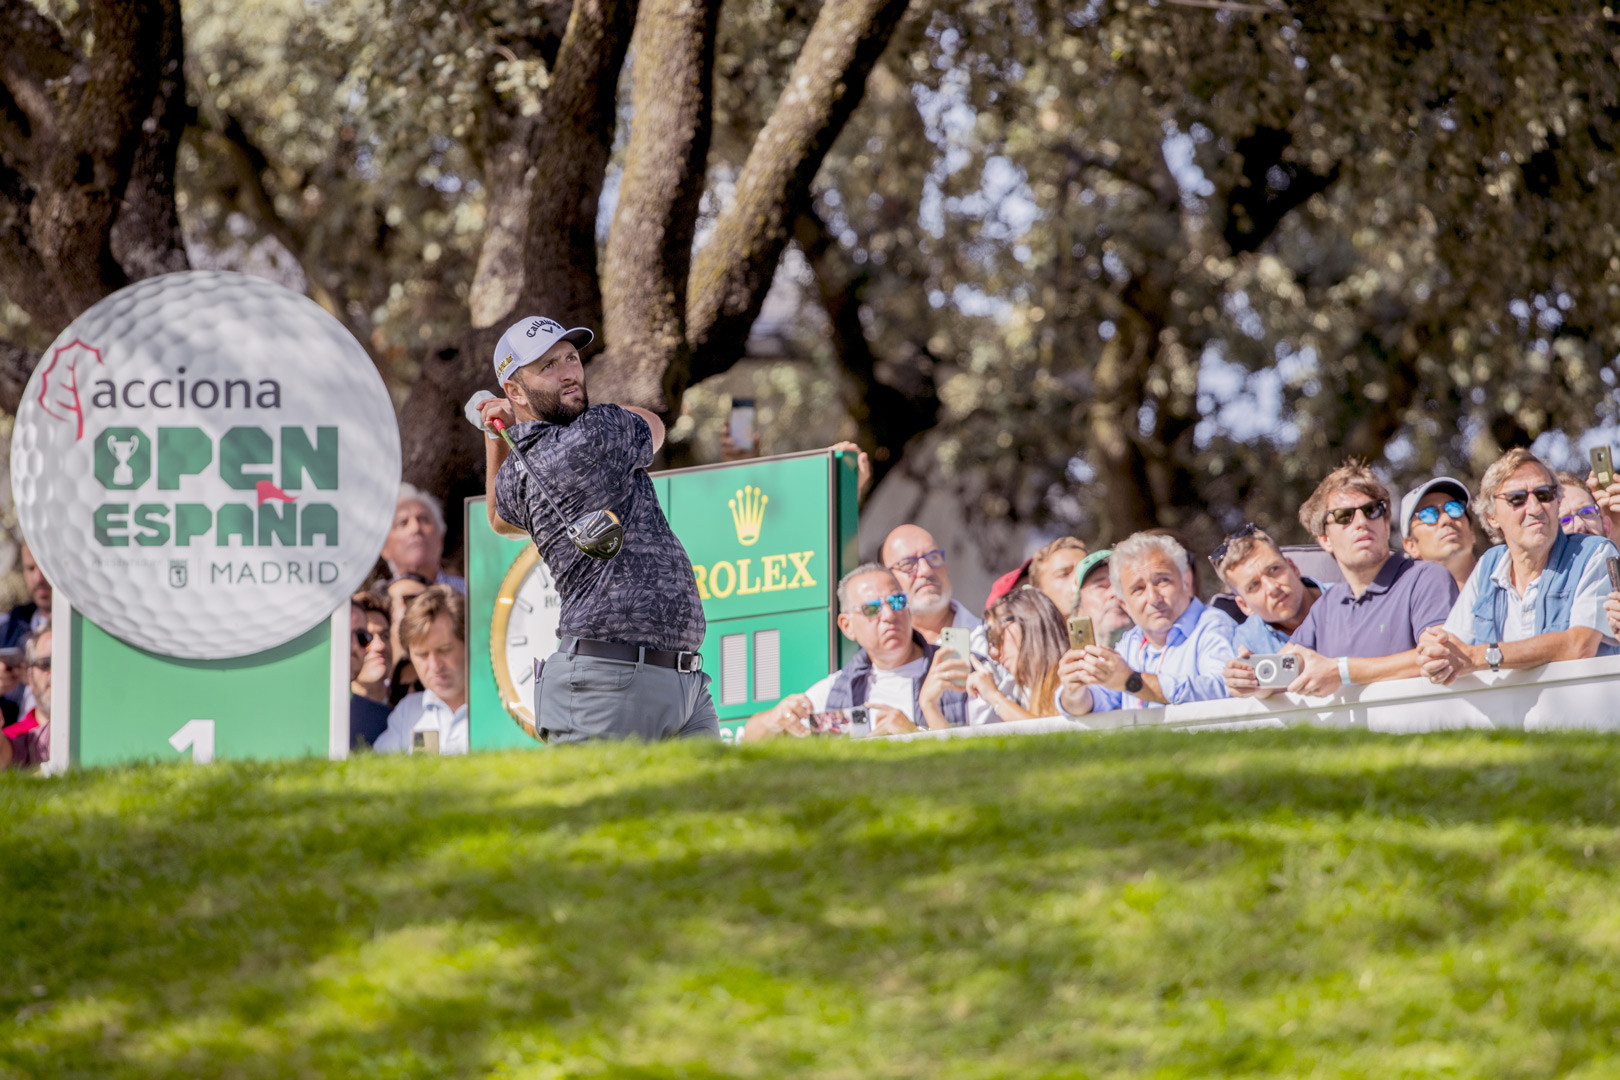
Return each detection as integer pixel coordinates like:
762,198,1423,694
592,0,722,411
0,0,189,334
396,0,639,545
682,0,912,393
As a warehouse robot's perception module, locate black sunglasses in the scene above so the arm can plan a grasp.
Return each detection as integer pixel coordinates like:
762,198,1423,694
1325,500,1389,527
1209,523,1259,568
1495,485,1559,509
353,628,388,648
28,657,50,672
1412,500,1468,527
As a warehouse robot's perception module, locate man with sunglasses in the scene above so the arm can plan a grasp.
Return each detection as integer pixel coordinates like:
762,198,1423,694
1400,477,1478,589
0,627,50,770
477,316,715,742
1274,462,1458,696
1419,449,1618,684
743,565,970,737
1557,471,1611,540
349,592,393,749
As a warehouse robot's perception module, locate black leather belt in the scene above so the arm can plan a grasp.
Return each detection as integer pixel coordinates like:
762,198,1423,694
571,637,703,673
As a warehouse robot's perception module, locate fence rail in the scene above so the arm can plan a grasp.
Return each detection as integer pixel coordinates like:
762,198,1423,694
886,653,1620,740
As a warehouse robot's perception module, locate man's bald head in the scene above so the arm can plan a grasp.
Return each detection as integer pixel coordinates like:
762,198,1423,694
880,523,953,620
880,524,939,566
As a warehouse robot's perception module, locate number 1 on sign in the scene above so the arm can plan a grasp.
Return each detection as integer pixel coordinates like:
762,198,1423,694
169,719,216,764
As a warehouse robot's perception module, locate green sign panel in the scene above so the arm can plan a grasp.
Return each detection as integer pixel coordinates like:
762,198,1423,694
467,449,860,745
60,603,342,769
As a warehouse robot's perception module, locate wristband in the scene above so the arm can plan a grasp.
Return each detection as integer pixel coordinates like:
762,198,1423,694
1337,656,1354,686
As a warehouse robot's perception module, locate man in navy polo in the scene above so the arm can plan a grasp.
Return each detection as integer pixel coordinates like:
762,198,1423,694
1274,462,1458,695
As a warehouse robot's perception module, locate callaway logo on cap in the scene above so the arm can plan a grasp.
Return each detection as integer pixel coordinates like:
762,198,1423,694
493,316,594,382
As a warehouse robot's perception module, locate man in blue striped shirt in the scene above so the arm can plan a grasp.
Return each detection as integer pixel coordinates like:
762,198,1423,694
1057,532,1237,715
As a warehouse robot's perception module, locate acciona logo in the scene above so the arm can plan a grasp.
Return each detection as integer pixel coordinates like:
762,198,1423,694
12,271,401,660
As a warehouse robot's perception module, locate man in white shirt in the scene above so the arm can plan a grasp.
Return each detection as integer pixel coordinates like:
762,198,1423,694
743,564,969,738
375,585,471,754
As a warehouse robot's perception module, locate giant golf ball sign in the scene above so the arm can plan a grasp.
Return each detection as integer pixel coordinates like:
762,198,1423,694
11,271,401,659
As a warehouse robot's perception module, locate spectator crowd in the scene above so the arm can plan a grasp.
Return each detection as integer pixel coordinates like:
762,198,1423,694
745,449,1620,739
7,446,1620,769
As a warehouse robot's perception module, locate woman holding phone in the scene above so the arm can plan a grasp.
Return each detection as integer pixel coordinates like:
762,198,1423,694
968,587,1069,721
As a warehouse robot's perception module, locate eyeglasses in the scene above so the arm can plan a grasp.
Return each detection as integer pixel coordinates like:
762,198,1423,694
856,593,909,618
1560,505,1604,527
1209,523,1259,568
1325,500,1389,528
28,657,50,672
1413,500,1468,527
353,629,388,648
1495,485,1559,510
888,549,946,575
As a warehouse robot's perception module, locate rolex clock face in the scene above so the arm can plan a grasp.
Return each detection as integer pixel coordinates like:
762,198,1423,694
489,546,562,741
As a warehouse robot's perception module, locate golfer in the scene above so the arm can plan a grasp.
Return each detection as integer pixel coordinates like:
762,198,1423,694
476,315,717,742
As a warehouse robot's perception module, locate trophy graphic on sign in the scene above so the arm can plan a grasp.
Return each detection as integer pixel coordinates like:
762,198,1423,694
106,433,140,487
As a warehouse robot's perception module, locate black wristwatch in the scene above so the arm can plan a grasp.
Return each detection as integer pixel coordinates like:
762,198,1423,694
1124,671,1144,694
1485,642,1502,673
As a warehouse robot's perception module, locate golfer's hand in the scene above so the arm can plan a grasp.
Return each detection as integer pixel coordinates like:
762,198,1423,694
476,395,516,433
869,705,917,736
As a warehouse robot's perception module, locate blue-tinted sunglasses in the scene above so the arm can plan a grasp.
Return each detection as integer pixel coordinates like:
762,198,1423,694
1413,500,1467,527
857,593,909,618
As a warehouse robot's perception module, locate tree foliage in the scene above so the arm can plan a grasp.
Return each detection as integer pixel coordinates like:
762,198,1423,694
5,0,1620,561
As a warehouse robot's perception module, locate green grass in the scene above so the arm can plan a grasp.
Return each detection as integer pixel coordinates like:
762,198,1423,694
4,729,1620,1079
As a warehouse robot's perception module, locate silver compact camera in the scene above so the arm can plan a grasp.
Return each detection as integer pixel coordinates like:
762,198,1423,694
1250,653,1300,688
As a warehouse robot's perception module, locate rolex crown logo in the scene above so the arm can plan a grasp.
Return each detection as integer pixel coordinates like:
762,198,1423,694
729,484,768,546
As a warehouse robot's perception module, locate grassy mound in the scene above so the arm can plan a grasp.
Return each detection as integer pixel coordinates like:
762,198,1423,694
3,729,1620,1079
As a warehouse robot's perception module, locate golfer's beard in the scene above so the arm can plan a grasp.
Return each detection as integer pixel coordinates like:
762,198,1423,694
534,383,589,425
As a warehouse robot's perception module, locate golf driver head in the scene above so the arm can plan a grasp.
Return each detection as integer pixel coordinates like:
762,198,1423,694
569,509,623,559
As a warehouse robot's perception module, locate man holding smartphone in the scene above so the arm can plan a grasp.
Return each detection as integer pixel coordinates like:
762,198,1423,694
477,315,717,743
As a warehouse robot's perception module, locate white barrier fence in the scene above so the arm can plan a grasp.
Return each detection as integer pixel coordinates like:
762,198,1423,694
888,653,1620,740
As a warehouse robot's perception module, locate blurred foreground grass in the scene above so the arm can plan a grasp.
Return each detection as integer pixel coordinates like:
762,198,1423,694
5,729,1620,1079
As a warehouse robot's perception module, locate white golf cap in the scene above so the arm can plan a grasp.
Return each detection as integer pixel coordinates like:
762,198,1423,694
1399,476,1471,538
492,315,594,383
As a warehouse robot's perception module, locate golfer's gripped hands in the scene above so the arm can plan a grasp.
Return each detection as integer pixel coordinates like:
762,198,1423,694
477,395,516,433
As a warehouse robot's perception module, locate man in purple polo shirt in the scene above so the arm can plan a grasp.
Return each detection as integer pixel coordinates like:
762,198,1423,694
1275,462,1458,695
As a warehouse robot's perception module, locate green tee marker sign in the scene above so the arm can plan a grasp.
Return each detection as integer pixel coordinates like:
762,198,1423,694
468,449,860,745
12,271,399,771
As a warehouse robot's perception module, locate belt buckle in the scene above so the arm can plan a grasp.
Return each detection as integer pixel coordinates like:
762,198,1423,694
677,651,702,674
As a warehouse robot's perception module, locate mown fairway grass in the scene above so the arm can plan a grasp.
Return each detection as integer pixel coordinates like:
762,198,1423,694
4,729,1620,1078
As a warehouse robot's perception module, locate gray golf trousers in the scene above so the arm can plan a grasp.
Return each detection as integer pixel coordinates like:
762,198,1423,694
534,638,720,744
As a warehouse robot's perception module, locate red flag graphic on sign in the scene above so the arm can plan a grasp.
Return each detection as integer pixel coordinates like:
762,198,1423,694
36,340,104,440
256,481,297,505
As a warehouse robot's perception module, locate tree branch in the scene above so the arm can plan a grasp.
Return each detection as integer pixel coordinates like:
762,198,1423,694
684,0,912,391
509,0,640,330
593,0,723,410
793,204,935,489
